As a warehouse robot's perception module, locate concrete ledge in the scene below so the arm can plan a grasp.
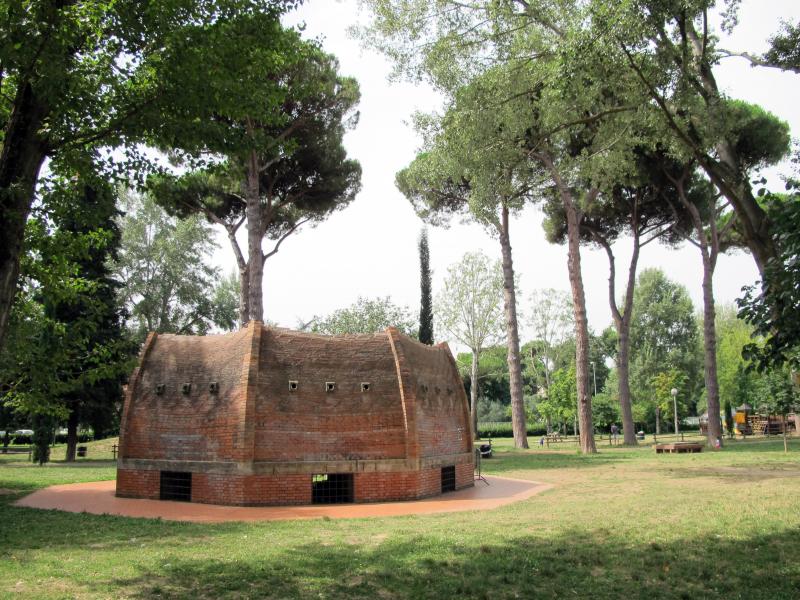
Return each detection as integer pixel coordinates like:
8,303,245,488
118,452,475,475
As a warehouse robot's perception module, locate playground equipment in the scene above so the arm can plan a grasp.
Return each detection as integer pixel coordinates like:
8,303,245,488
699,404,797,437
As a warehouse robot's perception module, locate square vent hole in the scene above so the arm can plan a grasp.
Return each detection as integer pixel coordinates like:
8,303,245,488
289,380,298,392
160,471,192,502
312,473,353,504
325,382,335,393
361,382,370,392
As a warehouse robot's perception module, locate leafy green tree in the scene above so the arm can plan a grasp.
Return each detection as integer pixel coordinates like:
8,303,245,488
591,389,622,433
0,0,298,349
150,35,361,324
539,365,577,435
0,159,133,463
396,84,533,448
722,19,800,74
542,148,686,445
716,305,759,411
458,345,512,409
629,269,701,430
738,190,800,372
477,398,511,423
437,252,505,438
525,289,574,396
418,228,434,344
756,368,799,452
580,0,785,277
307,297,416,337
651,369,690,435
657,101,788,446
112,191,238,342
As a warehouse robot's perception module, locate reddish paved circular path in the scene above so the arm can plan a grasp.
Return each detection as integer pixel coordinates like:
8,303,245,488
15,476,551,523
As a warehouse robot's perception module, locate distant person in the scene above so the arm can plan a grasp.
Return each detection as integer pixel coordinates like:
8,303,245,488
610,423,619,444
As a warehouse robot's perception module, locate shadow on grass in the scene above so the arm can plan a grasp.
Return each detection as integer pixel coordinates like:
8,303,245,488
106,526,800,599
0,502,251,555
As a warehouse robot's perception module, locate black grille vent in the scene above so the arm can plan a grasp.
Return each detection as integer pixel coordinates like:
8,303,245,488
312,473,354,504
441,465,456,493
160,471,192,501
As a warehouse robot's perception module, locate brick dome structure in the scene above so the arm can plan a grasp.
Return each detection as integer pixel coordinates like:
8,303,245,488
116,324,474,505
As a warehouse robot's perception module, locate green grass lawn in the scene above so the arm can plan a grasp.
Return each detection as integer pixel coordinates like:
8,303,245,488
2,437,799,599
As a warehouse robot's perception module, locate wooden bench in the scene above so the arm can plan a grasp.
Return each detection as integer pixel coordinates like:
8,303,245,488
654,442,703,454
1,445,33,455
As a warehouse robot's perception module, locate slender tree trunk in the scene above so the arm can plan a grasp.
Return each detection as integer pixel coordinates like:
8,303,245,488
700,248,723,446
220,224,249,326
594,227,639,446
675,177,723,448
783,413,788,453
499,205,528,449
65,408,79,462
470,349,479,440
563,196,596,453
656,408,660,435
536,152,595,452
238,264,250,325
245,149,264,323
0,83,49,348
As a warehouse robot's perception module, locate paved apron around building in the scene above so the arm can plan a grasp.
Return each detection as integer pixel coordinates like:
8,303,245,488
15,475,551,523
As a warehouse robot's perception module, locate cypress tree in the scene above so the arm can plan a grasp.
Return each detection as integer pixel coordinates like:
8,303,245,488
418,228,434,344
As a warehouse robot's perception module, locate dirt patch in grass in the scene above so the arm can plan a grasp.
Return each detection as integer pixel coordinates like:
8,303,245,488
679,465,800,482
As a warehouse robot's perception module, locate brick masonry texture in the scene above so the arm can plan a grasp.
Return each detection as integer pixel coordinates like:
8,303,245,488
116,324,474,505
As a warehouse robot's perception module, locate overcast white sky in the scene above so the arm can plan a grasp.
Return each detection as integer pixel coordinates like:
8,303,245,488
212,1,800,349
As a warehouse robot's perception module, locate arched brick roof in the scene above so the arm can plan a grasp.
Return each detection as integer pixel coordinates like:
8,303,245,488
118,324,472,468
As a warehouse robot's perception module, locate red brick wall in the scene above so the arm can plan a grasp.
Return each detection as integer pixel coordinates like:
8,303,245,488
390,333,473,459
117,466,474,505
116,468,159,500
254,330,407,462
119,328,255,464
116,325,475,506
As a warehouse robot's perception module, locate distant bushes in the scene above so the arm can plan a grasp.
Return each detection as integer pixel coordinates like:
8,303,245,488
7,432,93,445
478,422,548,438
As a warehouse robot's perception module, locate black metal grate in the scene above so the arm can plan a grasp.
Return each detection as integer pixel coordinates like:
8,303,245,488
160,471,192,501
312,473,354,504
441,465,456,493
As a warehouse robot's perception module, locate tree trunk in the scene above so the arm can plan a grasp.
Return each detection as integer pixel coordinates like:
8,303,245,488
65,408,79,462
221,224,249,326
563,196,596,453
499,205,528,449
0,82,49,349
245,150,264,323
238,263,250,325
470,349,479,440
700,242,723,447
617,329,637,444
595,226,639,446
783,413,788,453
656,407,660,435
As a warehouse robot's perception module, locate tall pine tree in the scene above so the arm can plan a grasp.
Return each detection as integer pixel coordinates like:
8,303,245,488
418,228,434,344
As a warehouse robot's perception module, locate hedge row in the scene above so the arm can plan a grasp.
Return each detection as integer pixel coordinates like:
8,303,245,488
3,433,93,445
477,422,548,438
